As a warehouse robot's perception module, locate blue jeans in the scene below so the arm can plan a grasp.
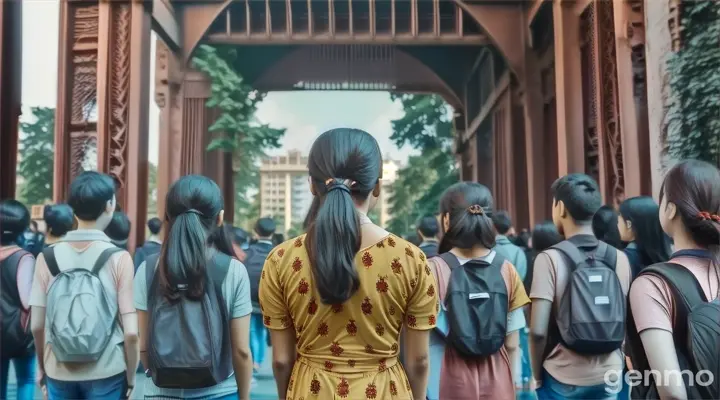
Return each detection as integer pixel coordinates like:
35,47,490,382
0,354,35,400
47,372,126,400
536,370,618,400
250,313,267,367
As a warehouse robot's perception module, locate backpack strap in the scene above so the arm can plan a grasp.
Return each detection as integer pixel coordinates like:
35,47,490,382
438,252,462,270
643,262,708,307
42,247,61,277
428,256,452,303
550,241,590,272
594,242,618,272
91,247,124,275
145,253,160,293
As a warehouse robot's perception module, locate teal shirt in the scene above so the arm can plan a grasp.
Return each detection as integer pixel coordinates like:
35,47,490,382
493,235,528,281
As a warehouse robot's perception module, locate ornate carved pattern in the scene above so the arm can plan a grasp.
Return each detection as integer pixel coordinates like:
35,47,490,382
105,4,132,202
580,5,600,184
69,5,99,180
597,1,625,205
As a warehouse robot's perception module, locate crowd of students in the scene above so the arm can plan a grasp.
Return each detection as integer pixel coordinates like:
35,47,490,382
0,127,718,400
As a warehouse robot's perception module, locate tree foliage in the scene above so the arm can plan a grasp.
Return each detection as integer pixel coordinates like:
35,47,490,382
386,94,458,237
18,107,55,205
192,45,285,226
664,1,720,166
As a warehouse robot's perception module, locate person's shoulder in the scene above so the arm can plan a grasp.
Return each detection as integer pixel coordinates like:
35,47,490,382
266,234,307,264
383,234,427,261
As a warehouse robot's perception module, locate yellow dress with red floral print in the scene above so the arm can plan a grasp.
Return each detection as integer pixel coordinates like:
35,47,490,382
259,234,438,400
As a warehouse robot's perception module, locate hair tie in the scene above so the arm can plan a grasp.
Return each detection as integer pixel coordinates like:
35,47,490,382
467,205,485,215
697,211,720,222
324,178,356,194
184,209,204,217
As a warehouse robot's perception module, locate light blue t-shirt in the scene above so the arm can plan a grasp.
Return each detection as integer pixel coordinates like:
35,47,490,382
133,257,252,400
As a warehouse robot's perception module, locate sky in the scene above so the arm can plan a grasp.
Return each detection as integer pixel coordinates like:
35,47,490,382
21,1,414,166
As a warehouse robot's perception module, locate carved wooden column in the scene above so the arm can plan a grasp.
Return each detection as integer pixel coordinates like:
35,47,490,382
613,0,650,197
521,50,547,224
203,107,235,223
553,1,585,175
155,38,184,222
0,0,22,200
54,2,100,202
96,1,151,252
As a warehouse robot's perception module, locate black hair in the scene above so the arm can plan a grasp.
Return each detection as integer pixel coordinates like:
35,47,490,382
551,173,602,223
619,196,671,264
526,221,563,292
438,182,496,254
532,221,563,252
272,233,285,247
492,210,513,235
592,205,625,249
157,175,224,301
660,160,720,263
513,230,531,249
417,215,439,238
44,204,74,238
105,211,131,242
68,171,116,221
231,226,249,245
0,200,30,246
147,217,162,235
212,223,237,258
304,128,382,304
406,234,422,246
255,217,276,238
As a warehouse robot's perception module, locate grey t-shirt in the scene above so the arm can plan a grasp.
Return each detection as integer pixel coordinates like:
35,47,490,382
134,257,252,399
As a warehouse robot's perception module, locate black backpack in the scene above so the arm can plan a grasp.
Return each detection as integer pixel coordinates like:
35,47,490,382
546,240,625,356
627,263,720,400
145,252,233,389
244,241,273,309
440,252,508,358
0,250,34,359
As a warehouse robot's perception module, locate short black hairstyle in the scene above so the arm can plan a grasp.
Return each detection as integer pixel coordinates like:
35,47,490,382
44,204,74,237
492,210,513,235
147,217,162,235
68,171,116,221
417,215,439,238
0,200,30,245
105,211,131,241
551,173,601,223
254,217,276,238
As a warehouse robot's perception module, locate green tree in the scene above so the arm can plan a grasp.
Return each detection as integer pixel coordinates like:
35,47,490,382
387,94,458,237
18,107,55,205
664,1,720,166
192,45,286,226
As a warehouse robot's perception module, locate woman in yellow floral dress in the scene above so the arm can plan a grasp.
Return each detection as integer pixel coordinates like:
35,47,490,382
259,128,438,400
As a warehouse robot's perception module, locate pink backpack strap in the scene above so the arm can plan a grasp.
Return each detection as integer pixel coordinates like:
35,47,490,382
428,256,452,303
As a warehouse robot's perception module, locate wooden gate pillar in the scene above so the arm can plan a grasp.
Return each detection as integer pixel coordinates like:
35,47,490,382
553,1,585,175
0,0,22,200
96,1,151,252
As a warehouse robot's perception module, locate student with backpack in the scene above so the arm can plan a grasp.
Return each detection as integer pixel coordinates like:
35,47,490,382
29,171,138,400
0,200,36,400
617,196,672,279
133,175,253,400
426,182,529,400
133,217,163,271
43,204,75,248
627,160,720,400
244,217,276,373
529,174,631,400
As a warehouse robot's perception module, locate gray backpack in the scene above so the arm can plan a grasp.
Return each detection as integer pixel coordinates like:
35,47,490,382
545,240,625,356
43,246,123,363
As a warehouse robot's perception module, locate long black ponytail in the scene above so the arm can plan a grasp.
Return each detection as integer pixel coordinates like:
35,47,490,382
158,175,224,301
304,129,382,304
